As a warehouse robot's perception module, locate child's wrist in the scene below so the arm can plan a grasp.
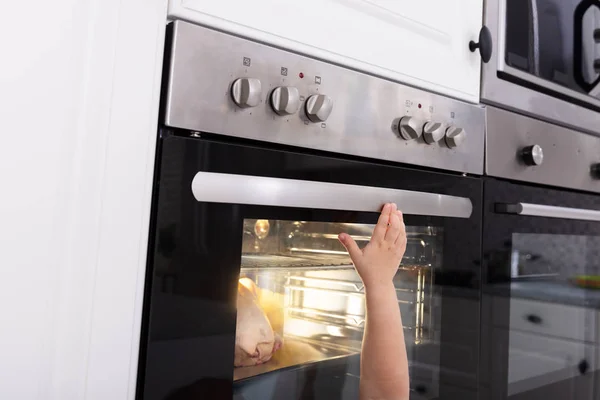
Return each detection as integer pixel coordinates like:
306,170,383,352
364,279,395,293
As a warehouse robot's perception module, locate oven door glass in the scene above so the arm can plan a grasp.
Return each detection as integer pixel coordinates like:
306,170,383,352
136,134,482,400
481,179,600,400
503,0,600,105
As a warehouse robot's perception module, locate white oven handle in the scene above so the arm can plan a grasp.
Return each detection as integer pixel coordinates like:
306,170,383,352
496,202,600,221
191,172,473,218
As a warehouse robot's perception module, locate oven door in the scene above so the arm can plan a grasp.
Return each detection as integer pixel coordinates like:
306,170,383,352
482,0,600,135
481,178,600,400
136,132,482,400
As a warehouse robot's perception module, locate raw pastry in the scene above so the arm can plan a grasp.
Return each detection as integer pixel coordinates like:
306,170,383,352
234,278,283,367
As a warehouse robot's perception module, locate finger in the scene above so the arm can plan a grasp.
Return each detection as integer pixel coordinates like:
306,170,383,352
395,210,407,245
372,203,392,243
338,233,362,261
385,207,402,243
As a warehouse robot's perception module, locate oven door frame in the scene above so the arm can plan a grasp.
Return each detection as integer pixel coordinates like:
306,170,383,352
136,131,483,400
481,0,600,136
481,177,600,400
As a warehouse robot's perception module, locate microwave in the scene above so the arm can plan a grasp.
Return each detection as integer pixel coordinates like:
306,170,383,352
482,0,600,135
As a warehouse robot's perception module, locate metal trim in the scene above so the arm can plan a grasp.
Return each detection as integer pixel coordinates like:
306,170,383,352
481,0,600,136
496,202,600,221
191,172,473,218
500,65,600,109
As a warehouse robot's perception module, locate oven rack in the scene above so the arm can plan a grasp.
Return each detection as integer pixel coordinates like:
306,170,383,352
241,254,432,272
241,254,352,270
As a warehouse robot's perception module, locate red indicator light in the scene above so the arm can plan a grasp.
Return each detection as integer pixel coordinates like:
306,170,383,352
418,103,422,109
299,72,304,78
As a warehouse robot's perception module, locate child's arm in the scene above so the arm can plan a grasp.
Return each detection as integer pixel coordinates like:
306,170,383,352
338,203,409,400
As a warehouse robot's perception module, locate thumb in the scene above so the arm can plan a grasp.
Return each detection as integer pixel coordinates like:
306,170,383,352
338,233,362,261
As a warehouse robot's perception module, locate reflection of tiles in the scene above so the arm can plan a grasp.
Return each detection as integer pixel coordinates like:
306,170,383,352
512,233,600,277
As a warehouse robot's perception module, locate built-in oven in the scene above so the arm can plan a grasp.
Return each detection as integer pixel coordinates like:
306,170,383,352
136,20,486,400
482,0,600,135
481,106,600,400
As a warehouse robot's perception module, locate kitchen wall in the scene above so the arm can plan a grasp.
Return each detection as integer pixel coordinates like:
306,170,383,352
512,233,600,278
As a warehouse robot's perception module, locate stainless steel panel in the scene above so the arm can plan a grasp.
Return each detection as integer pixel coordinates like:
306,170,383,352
485,106,600,193
496,203,600,221
191,171,473,218
165,21,485,175
481,0,600,136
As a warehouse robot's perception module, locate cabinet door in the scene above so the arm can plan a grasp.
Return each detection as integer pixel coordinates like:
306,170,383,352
506,329,595,397
169,0,484,103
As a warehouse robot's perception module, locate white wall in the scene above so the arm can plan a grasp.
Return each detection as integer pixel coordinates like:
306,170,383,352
0,0,167,398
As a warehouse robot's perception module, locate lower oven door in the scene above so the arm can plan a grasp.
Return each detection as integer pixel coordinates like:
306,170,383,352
136,133,482,400
481,178,600,400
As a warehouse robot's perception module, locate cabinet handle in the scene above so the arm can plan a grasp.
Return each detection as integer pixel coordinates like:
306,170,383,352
525,314,542,324
578,359,589,375
469,26,492,63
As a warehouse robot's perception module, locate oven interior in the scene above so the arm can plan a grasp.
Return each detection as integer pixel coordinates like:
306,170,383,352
234,219,443,385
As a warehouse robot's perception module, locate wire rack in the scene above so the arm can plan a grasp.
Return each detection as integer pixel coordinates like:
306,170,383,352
241,254,353,271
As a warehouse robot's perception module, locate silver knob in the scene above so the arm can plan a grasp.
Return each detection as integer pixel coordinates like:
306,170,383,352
398,116,422,140
231,78,262,108
270,86,301,115
305,94,333,122
522,145,544,166
445,126,466,148
422,121,445,144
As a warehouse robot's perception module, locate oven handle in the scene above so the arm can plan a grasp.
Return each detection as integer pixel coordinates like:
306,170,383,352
191,172,473,218
496,202,600,221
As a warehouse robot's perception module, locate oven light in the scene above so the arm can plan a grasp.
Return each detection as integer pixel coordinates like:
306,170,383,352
254,219,270,239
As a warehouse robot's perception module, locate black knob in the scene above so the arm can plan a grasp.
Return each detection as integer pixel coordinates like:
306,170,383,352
469,26,493,63
525,314,542,324
591,164,600,179
415,384,428,394
578,359,589,375
521,145,544,166
595,29,600,43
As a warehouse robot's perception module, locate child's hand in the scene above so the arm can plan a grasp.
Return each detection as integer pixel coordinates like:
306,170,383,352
338,203,407,289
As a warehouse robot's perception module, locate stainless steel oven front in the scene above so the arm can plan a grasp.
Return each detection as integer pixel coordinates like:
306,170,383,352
136,20,486,400
482,0,600,135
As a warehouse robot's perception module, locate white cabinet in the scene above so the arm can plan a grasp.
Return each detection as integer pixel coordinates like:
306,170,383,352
169,0,484,103
497,297,597,343
486,295,600,400
506,330,593,395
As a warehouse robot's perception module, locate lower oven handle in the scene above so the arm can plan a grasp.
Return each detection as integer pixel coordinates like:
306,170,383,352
496,202,600,221
191,171,473,218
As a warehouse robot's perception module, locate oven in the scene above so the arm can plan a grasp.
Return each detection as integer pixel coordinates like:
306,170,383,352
481,106,600,400
482,0,600,135
136,20,486,400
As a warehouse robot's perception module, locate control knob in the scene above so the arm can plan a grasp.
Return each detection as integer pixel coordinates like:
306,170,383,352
398,116,422,140
231,78,262,108
422,121,445,144
305,94,333,122
521,145,544,166
445,126,466,148
271,86,301,115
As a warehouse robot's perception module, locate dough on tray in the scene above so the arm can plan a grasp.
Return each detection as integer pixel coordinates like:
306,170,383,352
234,278,283,367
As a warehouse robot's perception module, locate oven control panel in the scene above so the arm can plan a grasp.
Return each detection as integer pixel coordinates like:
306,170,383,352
164,21,485,175
486,106,600,193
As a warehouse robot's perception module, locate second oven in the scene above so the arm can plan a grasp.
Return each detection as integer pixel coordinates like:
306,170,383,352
481,178,600,400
